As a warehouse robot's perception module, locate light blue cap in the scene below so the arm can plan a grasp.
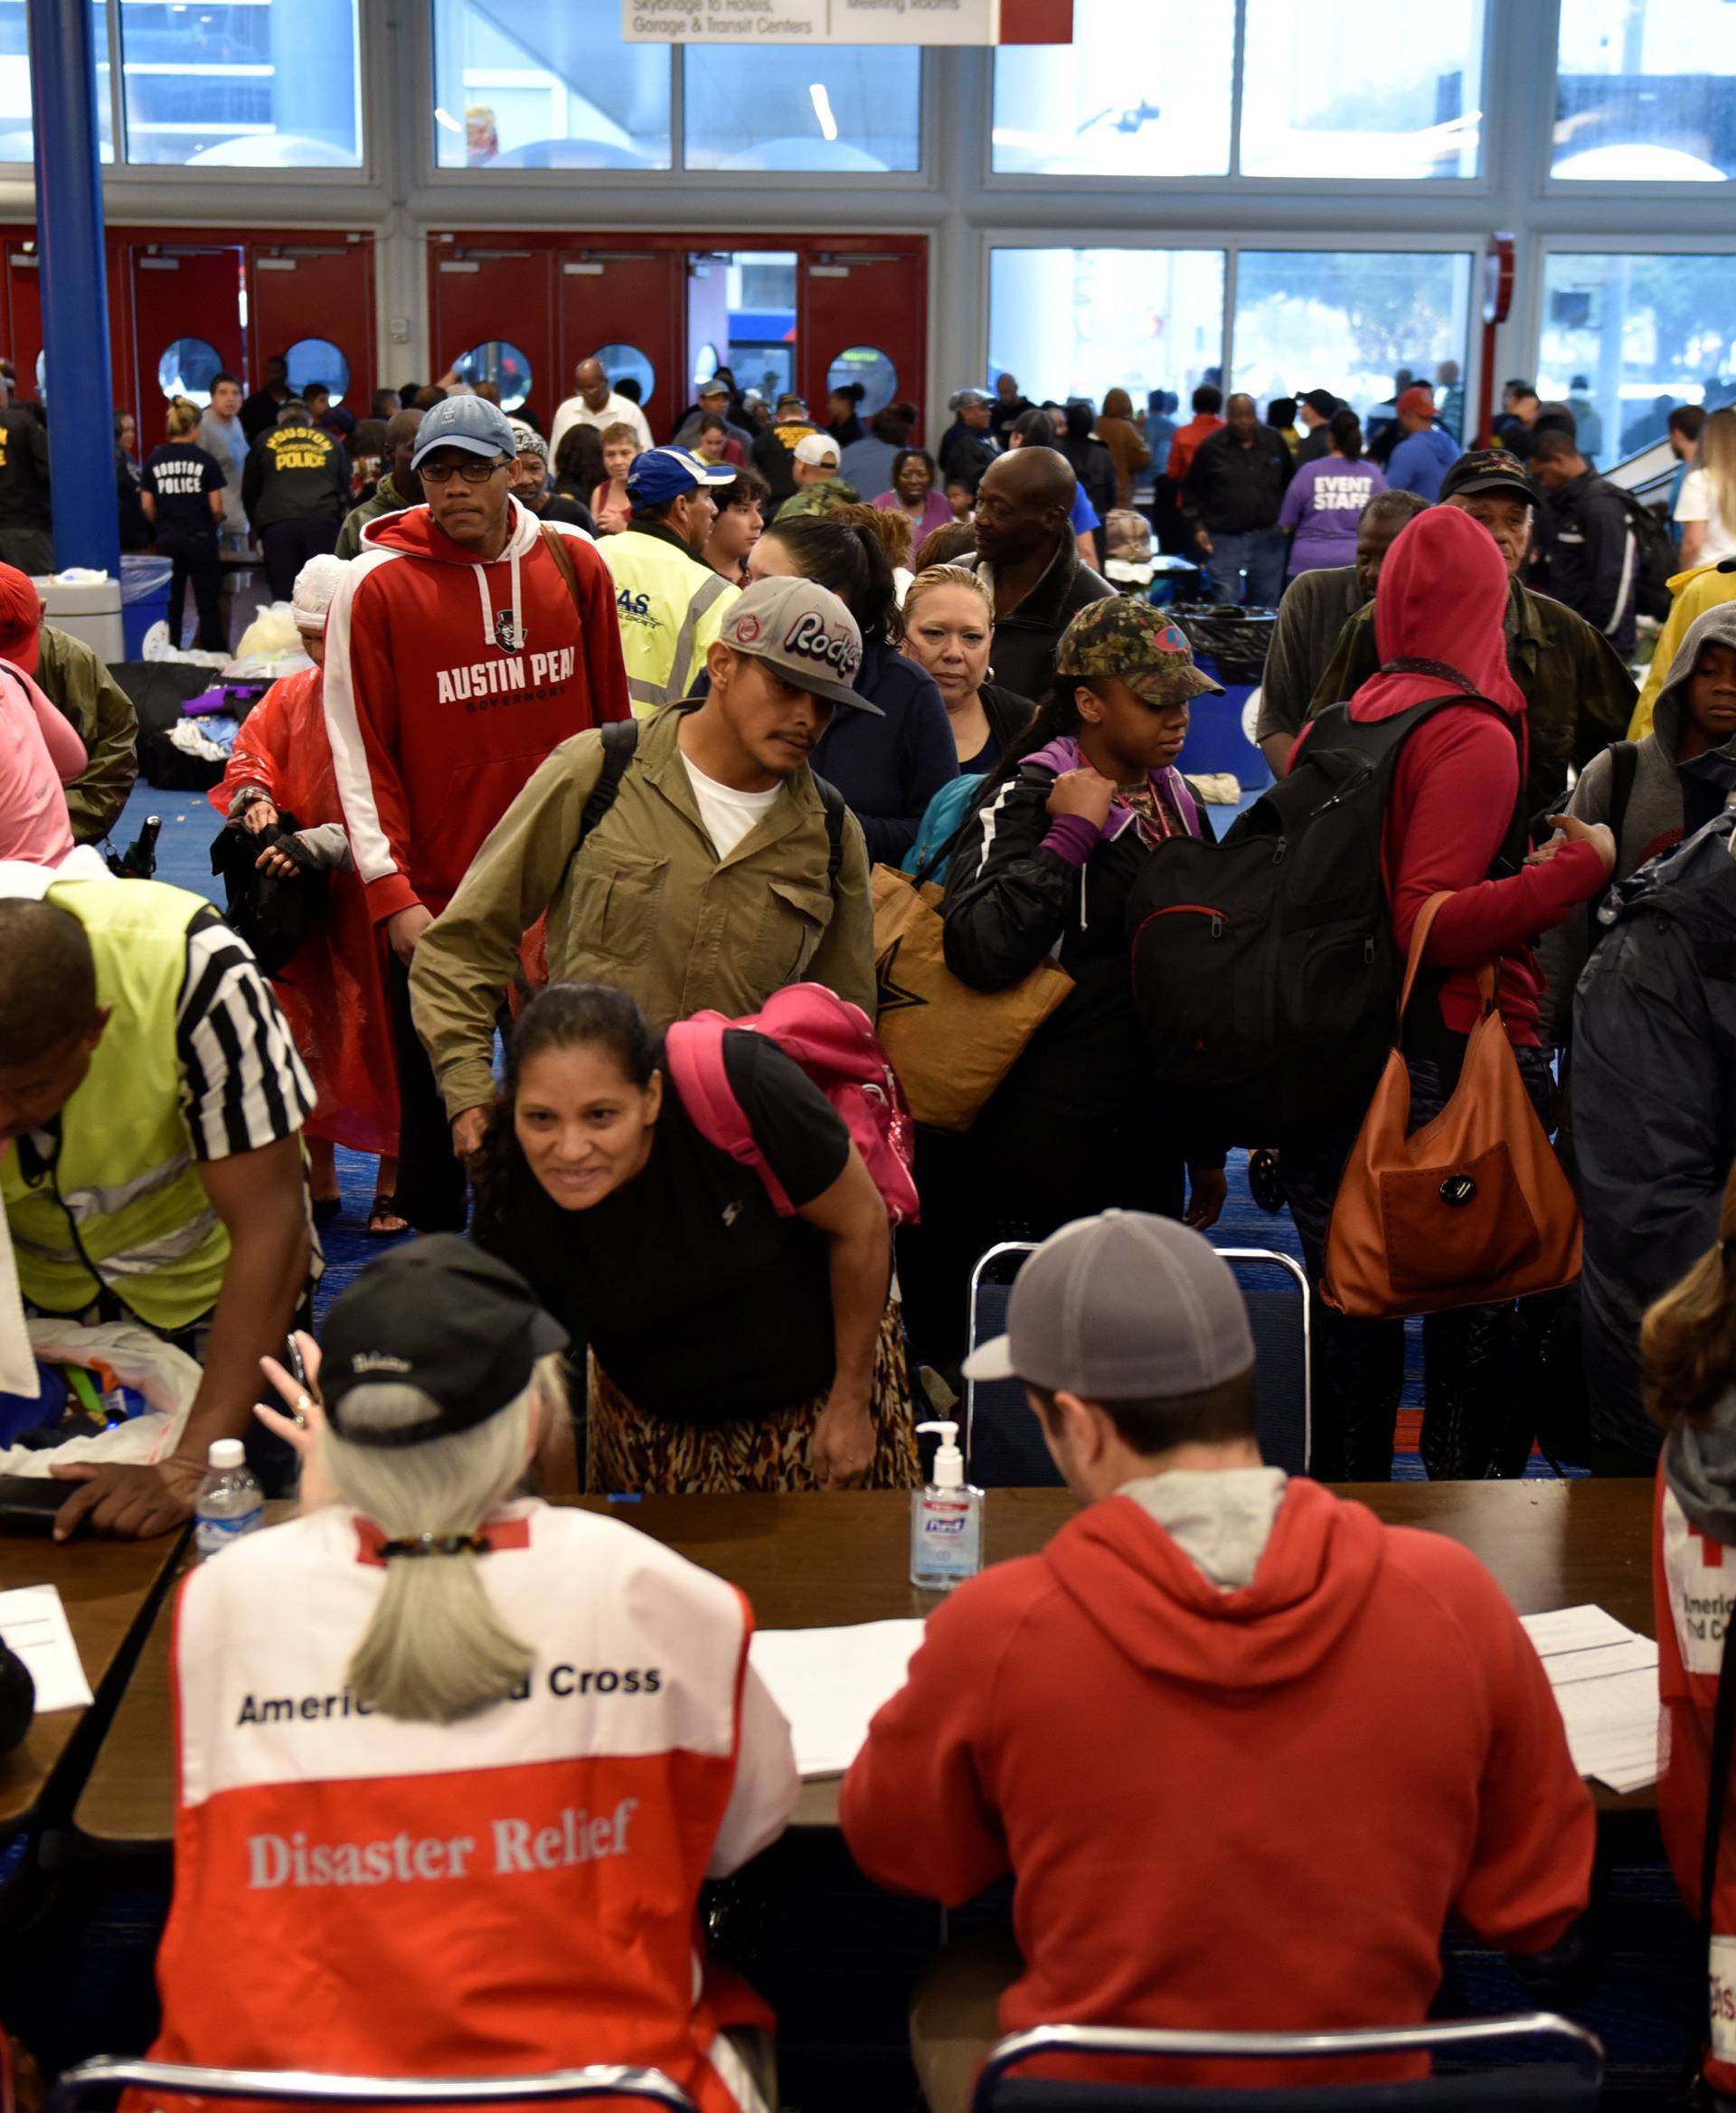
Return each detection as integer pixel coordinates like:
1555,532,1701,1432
410,394,519,470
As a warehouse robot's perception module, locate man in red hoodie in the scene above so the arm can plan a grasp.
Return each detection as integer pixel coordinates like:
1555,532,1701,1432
1278,504,1616,1479
321,394,630,1231
840,1212,1596,2113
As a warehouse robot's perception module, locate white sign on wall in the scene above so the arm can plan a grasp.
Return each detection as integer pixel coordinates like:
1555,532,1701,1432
623,0,1002,44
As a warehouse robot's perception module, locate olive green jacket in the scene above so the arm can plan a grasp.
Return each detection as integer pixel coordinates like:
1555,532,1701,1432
335,474,412,562
35,624,138,843
1308,576,1637,814
410,703,876,1121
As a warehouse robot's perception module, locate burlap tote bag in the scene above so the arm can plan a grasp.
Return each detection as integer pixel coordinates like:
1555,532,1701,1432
1322,891,1582,1319
870,863,1073,1133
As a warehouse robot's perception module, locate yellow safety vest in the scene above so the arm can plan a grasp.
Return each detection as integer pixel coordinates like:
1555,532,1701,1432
2,879,231,1331
600,528,739,717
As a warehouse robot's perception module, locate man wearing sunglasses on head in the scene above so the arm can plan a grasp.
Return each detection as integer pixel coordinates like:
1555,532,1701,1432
321,395,632,1234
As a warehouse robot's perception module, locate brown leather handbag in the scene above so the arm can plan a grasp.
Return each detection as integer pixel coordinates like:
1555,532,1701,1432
1321,892,1582,1318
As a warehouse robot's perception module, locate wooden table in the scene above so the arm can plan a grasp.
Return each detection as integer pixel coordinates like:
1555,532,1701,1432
0,1524,189,1835
73,1478,1656,1853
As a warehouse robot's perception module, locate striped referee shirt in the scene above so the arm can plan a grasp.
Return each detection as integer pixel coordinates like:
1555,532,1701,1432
176,906,316,1159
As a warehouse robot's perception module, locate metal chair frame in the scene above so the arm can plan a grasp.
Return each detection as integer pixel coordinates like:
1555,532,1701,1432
973,2013,1604,2109
49,2061,696,2113
965,1241,1311,1473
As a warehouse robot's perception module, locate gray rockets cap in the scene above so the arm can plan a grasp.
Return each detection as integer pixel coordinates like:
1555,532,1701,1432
964,1211,1255,1398
718,574,882,715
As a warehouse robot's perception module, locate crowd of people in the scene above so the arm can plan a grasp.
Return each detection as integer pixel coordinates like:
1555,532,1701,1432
7,340,1736,2107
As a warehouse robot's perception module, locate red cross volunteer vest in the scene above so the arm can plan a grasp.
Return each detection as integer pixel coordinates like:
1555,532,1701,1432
1656,1471,1736,2099
147,1500,795,2113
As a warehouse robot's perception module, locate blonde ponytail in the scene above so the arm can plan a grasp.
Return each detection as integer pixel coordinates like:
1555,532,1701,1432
318,1355,566,1723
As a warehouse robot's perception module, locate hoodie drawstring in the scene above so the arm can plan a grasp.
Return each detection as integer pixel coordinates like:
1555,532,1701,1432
470,501,529,650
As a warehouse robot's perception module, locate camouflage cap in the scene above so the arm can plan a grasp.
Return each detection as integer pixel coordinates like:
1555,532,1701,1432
1054,597,1223,705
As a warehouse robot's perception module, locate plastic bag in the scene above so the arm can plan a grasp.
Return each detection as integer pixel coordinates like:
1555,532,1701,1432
0,1320,201,1474
231,601,304,665
141,619,230,669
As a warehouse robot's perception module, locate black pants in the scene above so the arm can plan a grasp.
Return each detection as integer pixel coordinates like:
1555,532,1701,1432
165,542,226,651
386,949,471,1235
1279,1042,1559,1483
898,1093,1186,1383
260,514,339,601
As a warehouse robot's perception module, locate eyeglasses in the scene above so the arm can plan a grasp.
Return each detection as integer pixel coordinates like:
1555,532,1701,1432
419,457,510,486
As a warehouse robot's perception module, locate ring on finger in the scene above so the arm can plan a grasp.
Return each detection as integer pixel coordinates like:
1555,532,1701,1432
294,1391,314,1428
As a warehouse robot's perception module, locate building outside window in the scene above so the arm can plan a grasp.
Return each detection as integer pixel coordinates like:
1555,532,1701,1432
1552,0,1736,183
988,248,1227,412
119,0,361,167
432,0,669,170
1231,250,1474,420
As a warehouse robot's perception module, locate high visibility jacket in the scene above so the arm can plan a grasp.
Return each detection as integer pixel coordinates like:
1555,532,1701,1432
2,878,229,1331
600,524,739,715
148,1500,798,2113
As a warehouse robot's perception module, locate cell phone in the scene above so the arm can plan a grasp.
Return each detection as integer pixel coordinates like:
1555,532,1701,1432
284,1333,308,1392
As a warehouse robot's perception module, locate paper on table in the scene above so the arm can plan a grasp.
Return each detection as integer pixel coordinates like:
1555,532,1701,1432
750,1619,926,1778
1520,1604,1660,1793
0,1583,94,1713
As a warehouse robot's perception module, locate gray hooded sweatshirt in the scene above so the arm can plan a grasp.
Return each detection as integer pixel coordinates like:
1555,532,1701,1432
1539,601,1736,1049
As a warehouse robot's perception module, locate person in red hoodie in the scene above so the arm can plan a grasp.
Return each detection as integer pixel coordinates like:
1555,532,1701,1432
321,394,631,1233
1278,504,1616,1479
840,1212,1596,2113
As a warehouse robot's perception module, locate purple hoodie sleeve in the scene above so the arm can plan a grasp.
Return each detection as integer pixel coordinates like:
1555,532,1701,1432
1041,812,1099,866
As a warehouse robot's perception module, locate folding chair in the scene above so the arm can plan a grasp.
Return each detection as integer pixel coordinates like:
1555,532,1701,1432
963,1243,1310,1486
49,2061,695,2113
970,2013,1603,2113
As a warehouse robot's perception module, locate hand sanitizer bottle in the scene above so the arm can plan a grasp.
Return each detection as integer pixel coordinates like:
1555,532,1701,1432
910,1420,984,1590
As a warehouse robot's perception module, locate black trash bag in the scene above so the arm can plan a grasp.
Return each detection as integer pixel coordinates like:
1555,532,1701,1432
1165,601,1279,684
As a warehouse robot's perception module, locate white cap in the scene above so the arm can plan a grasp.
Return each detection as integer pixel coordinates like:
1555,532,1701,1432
793,432,841,469
917,1419,964,1488
208,1438,246,1468
292,552,348,631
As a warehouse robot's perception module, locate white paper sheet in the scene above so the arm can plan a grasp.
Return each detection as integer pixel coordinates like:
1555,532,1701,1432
750,1619,926,1778
0,1583,94,1713
1520,1604,1660,1793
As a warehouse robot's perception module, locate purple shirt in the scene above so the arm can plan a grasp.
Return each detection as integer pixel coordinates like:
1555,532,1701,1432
1278,456,1387,578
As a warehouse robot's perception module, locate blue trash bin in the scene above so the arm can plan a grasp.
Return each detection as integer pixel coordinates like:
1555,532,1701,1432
1178,656,1270,788
120,555,175,659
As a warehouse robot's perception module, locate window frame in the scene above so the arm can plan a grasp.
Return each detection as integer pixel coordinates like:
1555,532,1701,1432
1526,232,1736,428
983,0,1496,193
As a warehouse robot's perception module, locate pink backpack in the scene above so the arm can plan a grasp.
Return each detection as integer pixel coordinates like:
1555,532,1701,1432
665,984,920,1227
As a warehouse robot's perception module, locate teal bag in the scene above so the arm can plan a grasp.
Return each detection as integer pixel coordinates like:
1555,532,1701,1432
901,771,986,885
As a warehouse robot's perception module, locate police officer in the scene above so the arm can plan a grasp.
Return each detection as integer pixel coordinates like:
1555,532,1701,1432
598,447,740,714
241,399,351,599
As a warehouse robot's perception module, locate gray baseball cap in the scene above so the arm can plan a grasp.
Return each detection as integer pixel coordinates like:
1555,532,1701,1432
411,394,519,469
718,576,882,715
963,1212,1255,1397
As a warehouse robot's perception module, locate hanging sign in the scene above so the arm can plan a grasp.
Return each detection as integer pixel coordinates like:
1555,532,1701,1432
623,0,1070,43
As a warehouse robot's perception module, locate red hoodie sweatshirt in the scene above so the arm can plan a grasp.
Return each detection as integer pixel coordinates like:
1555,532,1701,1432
321,499,631,922
1296,505,1608,1045
839,1477,1593,2087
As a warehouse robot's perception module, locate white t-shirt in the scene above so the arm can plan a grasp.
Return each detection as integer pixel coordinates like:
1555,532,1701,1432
1675,467,1736,564
549,390,654,459
683,754,781,862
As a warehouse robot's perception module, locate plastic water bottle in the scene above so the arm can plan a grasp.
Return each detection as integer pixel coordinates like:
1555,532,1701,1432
194,1439,263,1560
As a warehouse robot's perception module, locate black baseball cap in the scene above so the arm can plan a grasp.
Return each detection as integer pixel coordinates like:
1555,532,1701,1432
1439,448,1536,507
321,1235,568,1448
1300,389,1337,421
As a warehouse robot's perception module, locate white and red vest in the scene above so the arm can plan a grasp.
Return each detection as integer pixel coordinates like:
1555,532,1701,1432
1656,1469,1736,2099
147,1500,797,2113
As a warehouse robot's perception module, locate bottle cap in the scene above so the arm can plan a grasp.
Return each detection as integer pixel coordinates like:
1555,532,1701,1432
917,1419,965,1489
208,1438,246,1469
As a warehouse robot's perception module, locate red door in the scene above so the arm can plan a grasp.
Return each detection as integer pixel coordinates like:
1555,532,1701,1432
800,244,928,439
5,241,41,401
430,245,553,421
557,248,680,439
127,243,245,437
247,241,376,411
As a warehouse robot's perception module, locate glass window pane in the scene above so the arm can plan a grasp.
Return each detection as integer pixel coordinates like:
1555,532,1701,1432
452,341,533,412
684,45,920,171
1232,251,1473,420
989,248,1227,413
0,3,114,164
993,0,1233,178
284,336,351,406
1555,0,1736,182
1240,0,1484,178
119,0,359,166
433,0,669,171
1539,253,1736,463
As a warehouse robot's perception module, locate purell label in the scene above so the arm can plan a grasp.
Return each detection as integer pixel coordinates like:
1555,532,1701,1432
923,1505,970,1539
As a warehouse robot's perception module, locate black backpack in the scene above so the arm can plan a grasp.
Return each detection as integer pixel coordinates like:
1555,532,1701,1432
1610,487,1677,622
1126,692,1525,1148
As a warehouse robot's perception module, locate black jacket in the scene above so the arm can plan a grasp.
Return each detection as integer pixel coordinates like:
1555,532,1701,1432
242,424,350,532
954,533,1115,703
1059,436,1116,530
937,423,998,492
942,750,1217,1130
1184,424,1294,533
809,641,959,866
1534,468,1637,656
1294,426,1332,468
0,405,51,531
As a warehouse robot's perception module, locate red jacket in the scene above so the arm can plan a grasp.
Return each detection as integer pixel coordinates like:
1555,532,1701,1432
1298,505,1608,1044
1165,412,1223,484
840,1478,1594,2086
321,499,630,923
1655,1467,1736,2097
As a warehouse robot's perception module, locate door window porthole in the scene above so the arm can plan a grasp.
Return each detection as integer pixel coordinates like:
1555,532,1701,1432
284,337,350,406
589,343,656,410
826,345,898,418
156,336,224,405
452,341,533,412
